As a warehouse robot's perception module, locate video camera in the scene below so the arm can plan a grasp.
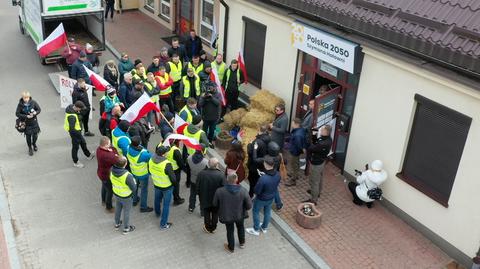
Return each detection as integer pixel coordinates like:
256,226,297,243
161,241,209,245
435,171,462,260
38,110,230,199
354,163,369,176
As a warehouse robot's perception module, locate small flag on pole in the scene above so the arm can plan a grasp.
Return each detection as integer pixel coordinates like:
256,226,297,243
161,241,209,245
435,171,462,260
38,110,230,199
120,93,160,123
237,49,248,84
37,23,67,57
84,66,111,91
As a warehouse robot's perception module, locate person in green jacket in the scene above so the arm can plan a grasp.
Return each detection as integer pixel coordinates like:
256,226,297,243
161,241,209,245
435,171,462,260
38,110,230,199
118,52,135,83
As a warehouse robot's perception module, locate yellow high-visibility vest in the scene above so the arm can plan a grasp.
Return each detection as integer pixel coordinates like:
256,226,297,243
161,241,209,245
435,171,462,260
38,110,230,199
112,132,131,156
166,145,180,171
179,105,193,123
110,171,133,198
145,81,159,103
182,75,200,98
168,61,183,82
148,159,172,188
183,127,205,155
188,62,204,75
157,73,172,96
225,68,241,92
127,148,149,177
212,61,226,84
64,113,81,132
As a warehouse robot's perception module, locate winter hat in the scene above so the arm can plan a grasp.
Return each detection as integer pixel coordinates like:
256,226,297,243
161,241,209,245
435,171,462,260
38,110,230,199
86,43,93,50
68,37,75,42
107,86,116,95
74,100,85,109
199,50,206,56
192,115,202,126
264,156,275,167
131,136,141,147
203,61,212,69
133,78,144,85
134,59,142,67
155,145,170,156
79,51,86,58
370,160,384,171
164,112,174,121
118,120,130,132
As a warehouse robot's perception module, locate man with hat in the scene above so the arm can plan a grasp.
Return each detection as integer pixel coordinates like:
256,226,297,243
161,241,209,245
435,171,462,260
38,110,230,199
104,86,122,114
64,100,95,168
62,37,83,78
111,120,131,157
348,160,387,208
111,156,137,235
127,136,154,212
149,145,177,230
131,59,147,82
159,112,174,139
183,115,209,188
128,78,144,106
164,133,185,206
71,51,93,85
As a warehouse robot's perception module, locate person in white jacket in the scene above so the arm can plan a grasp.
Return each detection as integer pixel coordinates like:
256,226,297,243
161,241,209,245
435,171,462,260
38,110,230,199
348,160,387,208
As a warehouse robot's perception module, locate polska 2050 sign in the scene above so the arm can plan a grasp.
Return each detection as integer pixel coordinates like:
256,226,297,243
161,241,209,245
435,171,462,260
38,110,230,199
291,22,359,74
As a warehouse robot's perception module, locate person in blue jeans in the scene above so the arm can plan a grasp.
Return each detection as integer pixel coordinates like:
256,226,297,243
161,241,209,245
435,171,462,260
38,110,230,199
127,136,153,212
149,145,177,230
246,157,281,236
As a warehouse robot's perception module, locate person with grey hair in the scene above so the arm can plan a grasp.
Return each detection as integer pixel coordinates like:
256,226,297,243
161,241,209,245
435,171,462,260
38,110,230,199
197,158,225,233
118,72,133,107
111,156,137,235
213,173,252,253
158,47,170,67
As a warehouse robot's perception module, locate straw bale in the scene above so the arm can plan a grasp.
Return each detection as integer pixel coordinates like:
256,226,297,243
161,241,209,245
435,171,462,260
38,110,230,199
250,90,284,113
228,108,248,125
240,127,258,175
240,109,275,129
222,113,235,129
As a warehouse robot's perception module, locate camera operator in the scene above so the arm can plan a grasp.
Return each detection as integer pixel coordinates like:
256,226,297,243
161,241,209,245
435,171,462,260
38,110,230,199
303,125,332,205
198,83,221,147
348,160,387,208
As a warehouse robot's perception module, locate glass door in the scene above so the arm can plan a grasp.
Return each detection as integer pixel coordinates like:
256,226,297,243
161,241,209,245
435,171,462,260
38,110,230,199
177,0,194,36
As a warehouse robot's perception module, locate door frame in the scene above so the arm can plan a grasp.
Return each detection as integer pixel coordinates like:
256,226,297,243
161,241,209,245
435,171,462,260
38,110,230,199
176,0,194,36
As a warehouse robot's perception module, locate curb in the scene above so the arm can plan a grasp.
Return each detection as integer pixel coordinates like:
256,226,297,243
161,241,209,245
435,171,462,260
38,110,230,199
0,171,22,269
105,40,122,61
207,148,331,269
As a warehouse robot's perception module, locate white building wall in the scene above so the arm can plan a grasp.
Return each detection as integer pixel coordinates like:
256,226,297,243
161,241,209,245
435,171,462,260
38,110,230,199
224,0,297,115
345,46,480,257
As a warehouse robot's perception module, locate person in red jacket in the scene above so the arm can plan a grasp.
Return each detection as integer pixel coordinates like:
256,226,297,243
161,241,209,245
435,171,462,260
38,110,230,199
62,37,84,78
155,66,174,112
96,136,120,212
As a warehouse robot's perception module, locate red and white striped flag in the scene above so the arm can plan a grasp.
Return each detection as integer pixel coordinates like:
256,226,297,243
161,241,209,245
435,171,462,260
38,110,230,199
210,68,227,107
174,114,189,134
37,23,67,57
237,49,248,84
120,92,160,123
162,133,202,151
84,66,110,91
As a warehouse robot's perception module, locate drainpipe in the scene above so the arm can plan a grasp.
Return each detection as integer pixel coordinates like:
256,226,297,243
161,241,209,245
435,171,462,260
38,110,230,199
219,0,229,58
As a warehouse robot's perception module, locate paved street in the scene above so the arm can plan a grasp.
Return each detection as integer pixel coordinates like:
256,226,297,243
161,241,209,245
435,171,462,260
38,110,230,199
0,2,311,269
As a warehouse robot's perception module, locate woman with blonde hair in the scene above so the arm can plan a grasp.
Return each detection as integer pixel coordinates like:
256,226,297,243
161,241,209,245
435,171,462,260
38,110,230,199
103,60,119,88
15,91,41,156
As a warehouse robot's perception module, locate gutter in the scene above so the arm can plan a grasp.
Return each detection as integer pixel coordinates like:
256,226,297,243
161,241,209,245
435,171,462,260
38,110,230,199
219,0,229,57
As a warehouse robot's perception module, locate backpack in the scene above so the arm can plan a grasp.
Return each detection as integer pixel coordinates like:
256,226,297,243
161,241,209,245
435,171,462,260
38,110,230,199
15,118,26,133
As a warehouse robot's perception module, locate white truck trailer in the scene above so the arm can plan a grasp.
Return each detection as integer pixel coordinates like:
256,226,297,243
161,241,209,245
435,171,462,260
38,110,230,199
13,0,105,64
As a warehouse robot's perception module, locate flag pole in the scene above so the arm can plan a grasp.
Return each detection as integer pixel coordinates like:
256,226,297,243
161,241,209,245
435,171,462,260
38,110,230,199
65,37,71,54
157,109,177,134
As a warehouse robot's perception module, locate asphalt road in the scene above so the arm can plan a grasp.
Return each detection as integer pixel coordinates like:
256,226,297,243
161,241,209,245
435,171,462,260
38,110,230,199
0,2,312,269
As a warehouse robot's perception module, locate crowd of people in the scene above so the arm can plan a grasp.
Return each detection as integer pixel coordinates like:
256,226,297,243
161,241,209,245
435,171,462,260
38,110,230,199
14,30,388,254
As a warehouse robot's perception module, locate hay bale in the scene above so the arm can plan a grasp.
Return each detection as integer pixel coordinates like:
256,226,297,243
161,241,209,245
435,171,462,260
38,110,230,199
240,127,258,175
240,109,275,129
228,108,248,125
250,90,284,113
223,113,235,129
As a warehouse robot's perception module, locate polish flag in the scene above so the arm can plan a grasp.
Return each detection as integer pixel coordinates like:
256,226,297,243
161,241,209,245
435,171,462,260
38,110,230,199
237,50,248,84
84,66,110,91
162,133,202,151
120,92,160,123
174,114,189,134
37,23,67,57
210,68,226,106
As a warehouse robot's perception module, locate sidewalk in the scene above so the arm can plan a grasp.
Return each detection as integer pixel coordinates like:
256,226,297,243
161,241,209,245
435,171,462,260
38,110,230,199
103,10,455,269
0,220,10,269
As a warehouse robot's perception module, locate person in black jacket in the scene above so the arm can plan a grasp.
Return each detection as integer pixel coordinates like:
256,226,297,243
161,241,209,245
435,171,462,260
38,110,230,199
104,0,115,20
168,38,187,62
86,44,100,73
72,78,94,136
15,91,41,156
71,51,93,85
65,101,95,168
198,82,221,144
303,125,332,205
185,29,203,61
222,59,245,113
197,158,224,234
247,125,271,197
213,173,252,253
103,60,119,89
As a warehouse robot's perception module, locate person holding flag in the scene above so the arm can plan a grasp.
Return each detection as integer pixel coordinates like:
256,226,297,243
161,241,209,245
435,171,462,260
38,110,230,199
199,82,221,147
222,59,245,113
71,51,93,85
211,54,226,85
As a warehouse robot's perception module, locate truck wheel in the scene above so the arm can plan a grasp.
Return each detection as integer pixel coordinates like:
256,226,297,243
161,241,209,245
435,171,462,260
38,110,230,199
18,16,25,35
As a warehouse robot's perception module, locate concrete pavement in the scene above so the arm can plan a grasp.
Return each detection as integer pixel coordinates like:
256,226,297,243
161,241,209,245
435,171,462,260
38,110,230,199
0,2,311,268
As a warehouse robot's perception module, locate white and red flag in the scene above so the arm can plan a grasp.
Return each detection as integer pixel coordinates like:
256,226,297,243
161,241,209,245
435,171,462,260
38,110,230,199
84,66,110,91
210,68,227,107
37,23,67,57
120,93,160,123
174,114,189,134
237,49,248,84
162,133,202,151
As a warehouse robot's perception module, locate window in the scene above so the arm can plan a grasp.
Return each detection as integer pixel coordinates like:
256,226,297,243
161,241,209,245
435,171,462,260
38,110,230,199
398,94,471,207
200,0,214,42
158,0,170,21
145,0,155,13
243,17,266,87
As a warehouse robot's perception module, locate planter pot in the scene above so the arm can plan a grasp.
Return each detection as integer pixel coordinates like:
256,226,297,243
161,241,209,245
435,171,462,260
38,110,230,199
215,131,234,149
295,202,322,229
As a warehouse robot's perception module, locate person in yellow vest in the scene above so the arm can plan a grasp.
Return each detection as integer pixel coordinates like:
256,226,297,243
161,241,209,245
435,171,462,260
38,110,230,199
149,145,177,230
127,136,153,212
222,59,245,113
166,53,183,111
111,156,137,235
155,66,174,113
211,53,226,85
131,60,147,82
184,55,204,75
64,101,95,168
179,97,200,124
181,68,201,100
144,72,160,124
183,115,209,188
111,120,131,157
164,134,186,205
